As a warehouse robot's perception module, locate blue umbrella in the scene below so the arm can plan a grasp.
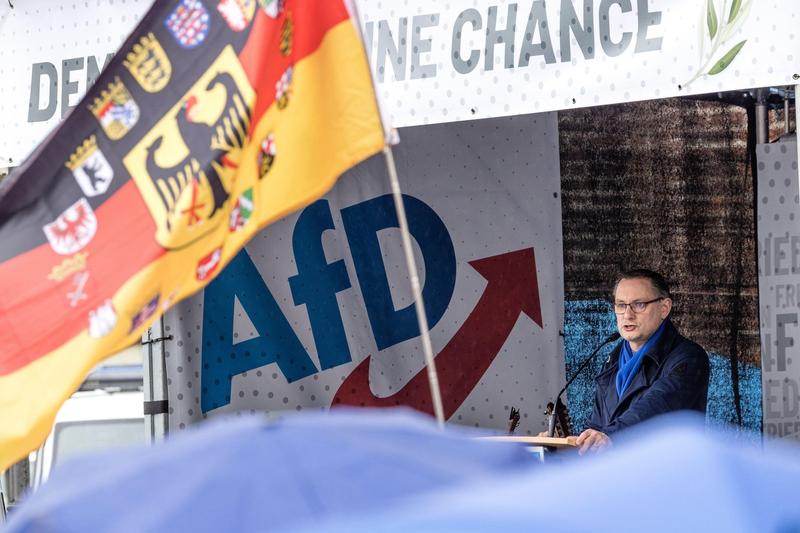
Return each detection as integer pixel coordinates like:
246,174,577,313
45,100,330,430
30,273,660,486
300,413,800,532
6,408,532,533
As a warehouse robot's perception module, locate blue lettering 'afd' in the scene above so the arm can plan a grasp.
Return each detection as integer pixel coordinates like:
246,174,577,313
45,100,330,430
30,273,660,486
200,194,456,413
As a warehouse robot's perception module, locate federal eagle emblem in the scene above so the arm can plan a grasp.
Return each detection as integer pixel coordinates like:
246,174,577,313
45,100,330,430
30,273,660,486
124,32,172,93
123,46,255,250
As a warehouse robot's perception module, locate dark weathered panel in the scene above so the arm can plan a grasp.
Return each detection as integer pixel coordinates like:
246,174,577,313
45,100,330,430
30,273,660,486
559,98,759,365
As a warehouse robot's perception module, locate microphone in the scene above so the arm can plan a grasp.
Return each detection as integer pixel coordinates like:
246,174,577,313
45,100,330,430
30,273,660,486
546,331,621,437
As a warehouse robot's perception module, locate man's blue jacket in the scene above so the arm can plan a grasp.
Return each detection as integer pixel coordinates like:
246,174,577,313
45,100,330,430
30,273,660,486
587,319,710,434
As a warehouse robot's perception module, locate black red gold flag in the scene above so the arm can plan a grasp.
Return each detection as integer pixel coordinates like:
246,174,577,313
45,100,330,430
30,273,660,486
0,0,384,469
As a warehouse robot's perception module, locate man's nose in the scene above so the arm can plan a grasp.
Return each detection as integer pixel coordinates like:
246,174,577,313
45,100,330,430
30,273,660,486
622,305,636,318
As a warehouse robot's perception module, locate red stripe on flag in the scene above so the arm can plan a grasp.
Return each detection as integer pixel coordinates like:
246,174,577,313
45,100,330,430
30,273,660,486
239,0,351,129
0,0,358,374
0,181,163,375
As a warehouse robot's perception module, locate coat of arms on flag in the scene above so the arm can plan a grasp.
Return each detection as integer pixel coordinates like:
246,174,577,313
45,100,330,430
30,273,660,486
66,271,90,308
257,134,276,178
88,299,117,338
258,0,283,19
165,0,210,48
196,247,222,281
275,66,292,109
280,14,292,55
89,77,140,140
66,135,114,197
228,188,253,231
47,252,88,283
218,0,256,32
42,198,98,256
124,32,172,93
129,294,161,333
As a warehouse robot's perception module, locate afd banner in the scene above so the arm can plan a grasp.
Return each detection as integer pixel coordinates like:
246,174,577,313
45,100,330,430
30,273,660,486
757,139,800,441
163,113,564,435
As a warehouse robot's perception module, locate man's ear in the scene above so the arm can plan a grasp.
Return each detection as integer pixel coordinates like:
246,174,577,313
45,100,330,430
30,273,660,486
660,298,673,319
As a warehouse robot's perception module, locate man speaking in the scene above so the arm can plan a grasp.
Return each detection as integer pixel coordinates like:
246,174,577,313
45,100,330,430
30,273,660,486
575,269,710,454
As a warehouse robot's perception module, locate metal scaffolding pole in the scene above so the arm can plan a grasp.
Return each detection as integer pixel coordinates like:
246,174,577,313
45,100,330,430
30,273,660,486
755,88,769,144
1,457,29,516
142,317,171,442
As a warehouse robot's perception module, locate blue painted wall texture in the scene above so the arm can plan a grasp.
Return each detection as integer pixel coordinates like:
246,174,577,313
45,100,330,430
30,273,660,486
564,300,762,433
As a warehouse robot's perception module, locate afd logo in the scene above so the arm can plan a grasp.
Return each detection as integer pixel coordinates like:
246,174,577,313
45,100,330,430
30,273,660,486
201,194,542,415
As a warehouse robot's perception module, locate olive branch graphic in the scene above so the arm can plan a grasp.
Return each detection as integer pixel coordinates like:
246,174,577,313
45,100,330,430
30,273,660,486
684,0,752,88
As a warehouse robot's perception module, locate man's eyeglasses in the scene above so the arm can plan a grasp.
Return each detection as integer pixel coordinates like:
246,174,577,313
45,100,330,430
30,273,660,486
612,297,664,314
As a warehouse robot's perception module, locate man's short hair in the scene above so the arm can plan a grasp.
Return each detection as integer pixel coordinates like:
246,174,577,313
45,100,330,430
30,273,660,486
613,269,671,299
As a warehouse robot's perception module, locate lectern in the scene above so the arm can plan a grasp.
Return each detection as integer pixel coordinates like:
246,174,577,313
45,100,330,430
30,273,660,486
479,435,577,461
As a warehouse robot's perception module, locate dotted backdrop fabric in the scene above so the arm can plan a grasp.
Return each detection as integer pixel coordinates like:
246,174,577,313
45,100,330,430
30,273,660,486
162,113,565,435
0,0,154,166
757,138,800,441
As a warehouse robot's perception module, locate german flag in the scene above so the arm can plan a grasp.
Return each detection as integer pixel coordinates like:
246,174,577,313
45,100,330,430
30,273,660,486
0,0,385,470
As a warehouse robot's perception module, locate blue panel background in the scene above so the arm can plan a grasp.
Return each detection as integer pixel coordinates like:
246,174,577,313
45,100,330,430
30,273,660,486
564,300,762,433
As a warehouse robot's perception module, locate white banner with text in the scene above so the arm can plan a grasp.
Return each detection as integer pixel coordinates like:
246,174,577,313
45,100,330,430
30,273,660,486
758,138,800,441
0,0,154,166
1,0,798,166
358,0,799,127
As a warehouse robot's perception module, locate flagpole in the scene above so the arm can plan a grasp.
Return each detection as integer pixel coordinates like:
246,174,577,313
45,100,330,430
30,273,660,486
383,145,446,428
346,0,445,428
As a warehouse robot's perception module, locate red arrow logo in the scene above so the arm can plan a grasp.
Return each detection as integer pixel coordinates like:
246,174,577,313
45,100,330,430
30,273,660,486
332,247,542,418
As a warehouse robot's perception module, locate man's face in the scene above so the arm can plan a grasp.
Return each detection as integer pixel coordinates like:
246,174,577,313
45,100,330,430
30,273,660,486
614,277,672,350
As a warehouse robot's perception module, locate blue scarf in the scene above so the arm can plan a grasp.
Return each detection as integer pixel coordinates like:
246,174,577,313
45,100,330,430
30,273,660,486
615,320,668,397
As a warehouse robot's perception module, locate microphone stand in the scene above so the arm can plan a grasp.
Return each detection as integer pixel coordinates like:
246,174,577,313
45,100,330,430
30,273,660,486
546,331,621,437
